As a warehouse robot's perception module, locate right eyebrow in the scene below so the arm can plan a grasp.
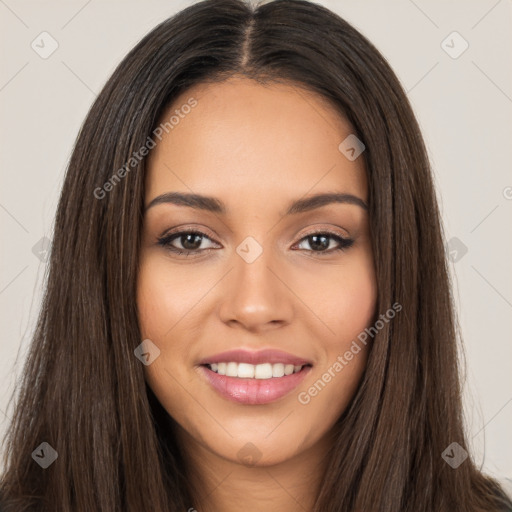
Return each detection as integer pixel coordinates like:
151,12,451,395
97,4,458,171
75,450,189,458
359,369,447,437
145,192,224,213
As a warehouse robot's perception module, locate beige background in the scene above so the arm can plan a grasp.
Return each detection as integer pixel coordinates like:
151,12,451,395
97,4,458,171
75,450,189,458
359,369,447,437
1,0,511,488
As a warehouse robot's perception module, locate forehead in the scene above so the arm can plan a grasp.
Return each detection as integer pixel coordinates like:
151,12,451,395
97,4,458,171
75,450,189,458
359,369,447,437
145,77,367,208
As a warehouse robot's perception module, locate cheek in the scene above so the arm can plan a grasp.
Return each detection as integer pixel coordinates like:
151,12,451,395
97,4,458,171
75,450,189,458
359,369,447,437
298,253,376,413
297,274,375,439
136,254,212,341
331,269,377,341
136,258,194,422
296,252,377,345
136,257,192,385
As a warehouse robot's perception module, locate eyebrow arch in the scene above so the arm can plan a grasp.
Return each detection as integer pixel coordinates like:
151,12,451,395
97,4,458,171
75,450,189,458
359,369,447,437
145,191,368,214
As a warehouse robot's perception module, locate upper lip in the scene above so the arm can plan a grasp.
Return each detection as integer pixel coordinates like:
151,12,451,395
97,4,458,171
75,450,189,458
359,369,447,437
199,349,313,366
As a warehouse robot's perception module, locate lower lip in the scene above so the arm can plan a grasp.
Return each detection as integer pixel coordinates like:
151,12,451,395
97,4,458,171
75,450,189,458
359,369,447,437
199,365,312,405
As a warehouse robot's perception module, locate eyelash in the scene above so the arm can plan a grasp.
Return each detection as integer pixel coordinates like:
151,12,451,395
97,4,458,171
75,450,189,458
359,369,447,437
156,229,354,257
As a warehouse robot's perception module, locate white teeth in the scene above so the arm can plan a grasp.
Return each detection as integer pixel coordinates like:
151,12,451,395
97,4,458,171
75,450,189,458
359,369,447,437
284,364,294,376
226,362,238,377
207,362,306,378
237,363,255,378
254,363,272,379
272,363,285,377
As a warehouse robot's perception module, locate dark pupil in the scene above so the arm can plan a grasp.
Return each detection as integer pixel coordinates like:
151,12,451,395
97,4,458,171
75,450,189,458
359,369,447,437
181,233,202,250
309,234,329,251
179,233,330,251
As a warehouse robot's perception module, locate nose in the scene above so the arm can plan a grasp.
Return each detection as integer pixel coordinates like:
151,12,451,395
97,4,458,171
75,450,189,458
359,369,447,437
218,245,294,333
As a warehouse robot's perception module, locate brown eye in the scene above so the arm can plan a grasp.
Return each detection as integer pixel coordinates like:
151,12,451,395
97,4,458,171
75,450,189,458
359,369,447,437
294,231,354,255
157,230,218,256
157,229,354,258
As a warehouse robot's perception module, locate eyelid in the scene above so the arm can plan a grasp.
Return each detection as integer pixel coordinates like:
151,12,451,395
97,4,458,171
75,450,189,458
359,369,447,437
297,225,350,240
290,228,353,254
159,224,219,242
157,224,354,257
158,226,220,253
159,224,351,242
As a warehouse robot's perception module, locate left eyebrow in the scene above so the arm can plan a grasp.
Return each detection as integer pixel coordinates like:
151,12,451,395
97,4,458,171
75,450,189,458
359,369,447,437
144,191,368,214
284,192,368,214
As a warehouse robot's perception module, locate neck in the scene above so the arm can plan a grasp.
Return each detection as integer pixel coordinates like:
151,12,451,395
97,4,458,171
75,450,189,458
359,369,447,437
177,425,333,512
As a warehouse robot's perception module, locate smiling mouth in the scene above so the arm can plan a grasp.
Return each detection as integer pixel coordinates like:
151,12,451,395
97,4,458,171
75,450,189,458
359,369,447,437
202,362,312,379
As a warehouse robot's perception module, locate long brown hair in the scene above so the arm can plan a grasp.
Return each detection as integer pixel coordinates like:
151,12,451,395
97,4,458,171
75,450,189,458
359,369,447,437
1,0,510,510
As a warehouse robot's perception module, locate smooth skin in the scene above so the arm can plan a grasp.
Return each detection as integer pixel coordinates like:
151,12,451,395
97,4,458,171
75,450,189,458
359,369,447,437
137,76,377,512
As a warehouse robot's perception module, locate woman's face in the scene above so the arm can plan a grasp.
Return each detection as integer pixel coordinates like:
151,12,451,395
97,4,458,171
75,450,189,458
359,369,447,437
137,76,377,467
